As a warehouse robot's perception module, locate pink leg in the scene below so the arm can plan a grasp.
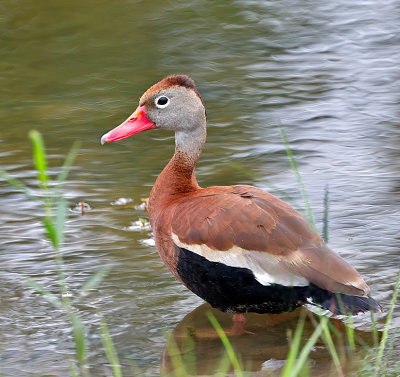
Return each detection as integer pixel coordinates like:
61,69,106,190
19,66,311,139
230,313,253,335
232,313,246,324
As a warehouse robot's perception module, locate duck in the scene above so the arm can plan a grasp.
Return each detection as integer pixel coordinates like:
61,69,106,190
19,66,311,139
101,74,381,320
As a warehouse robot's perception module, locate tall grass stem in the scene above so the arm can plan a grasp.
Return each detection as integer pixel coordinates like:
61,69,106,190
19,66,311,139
373,270,400,375
279,124,316,229
207,312,243,377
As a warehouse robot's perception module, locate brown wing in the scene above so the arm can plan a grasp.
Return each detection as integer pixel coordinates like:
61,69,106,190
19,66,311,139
169,185,369,296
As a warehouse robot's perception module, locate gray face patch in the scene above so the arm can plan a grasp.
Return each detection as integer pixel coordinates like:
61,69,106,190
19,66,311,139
143,86,207,156
145,87,205,131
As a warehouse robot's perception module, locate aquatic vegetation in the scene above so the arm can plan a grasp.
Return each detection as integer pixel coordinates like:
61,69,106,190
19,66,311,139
0,131,115,376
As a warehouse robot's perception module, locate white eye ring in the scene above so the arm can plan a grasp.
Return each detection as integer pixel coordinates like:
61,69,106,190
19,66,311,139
155,95,170,109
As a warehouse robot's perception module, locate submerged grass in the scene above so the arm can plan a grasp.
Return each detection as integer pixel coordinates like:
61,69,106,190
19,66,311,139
1,129,399,376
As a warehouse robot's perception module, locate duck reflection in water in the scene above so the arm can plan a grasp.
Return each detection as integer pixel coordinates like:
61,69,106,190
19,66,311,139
161,303,377,377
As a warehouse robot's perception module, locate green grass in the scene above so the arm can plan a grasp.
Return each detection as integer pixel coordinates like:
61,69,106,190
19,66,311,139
0,131,119,377
207,312,244,377
100,316,123,377
278,124,316,230
282,313,330,377
373,271,400,376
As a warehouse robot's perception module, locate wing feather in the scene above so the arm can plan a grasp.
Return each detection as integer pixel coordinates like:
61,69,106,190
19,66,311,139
168,185,369,295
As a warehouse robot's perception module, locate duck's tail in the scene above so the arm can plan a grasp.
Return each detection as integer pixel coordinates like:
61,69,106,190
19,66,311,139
308,285,382,315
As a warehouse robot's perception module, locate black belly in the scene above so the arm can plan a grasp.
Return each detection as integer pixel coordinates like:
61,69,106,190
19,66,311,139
176,247,310,314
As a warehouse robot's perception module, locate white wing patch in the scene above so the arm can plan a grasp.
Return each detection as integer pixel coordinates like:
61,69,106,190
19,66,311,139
172,233,309,287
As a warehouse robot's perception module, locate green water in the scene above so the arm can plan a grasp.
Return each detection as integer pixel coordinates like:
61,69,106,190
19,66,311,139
1,0,399,375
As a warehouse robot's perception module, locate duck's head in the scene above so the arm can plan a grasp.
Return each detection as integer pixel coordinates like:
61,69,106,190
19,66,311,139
101,75,206,147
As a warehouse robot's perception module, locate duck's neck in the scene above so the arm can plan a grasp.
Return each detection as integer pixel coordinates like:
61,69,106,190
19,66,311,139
148,127,206,222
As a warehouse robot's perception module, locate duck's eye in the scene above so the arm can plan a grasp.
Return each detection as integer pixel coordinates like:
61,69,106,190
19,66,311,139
155,96,169,108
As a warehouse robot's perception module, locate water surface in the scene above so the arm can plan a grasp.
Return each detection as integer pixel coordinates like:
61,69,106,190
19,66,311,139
1,0,399,375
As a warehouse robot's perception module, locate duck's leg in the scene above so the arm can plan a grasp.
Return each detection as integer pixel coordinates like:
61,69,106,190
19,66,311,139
230,313,254,335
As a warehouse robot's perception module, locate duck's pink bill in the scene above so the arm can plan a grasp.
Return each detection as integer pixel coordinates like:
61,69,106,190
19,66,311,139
101,105,156,144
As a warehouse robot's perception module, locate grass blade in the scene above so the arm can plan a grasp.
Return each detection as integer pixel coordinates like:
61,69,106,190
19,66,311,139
29,130,49,187
165,331,188,377
207,311,243,377
382,327,399,375
281,310,306,377
322,184,329,243
70,312,87,365
0,167,36,200
279,124,315,229
289,315,329,377
181,327,196,375
345,314,356,351
370,309,379,349
100,316,122,377
321,319,344,376
373,270,400,375
57,141,81,184
215,353,233,377
24,276,62,309
69,361,80,377
43,216,57,249
80,266,112,298
55,196,67,249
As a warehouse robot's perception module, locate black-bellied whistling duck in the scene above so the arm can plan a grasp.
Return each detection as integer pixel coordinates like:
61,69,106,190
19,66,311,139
101,75,381,319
